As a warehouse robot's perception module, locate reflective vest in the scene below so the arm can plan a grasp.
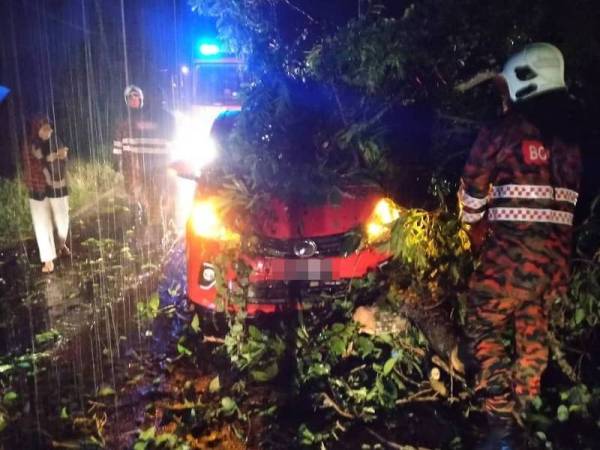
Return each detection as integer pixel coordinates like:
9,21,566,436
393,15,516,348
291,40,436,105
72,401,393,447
459,113,581,230
113,110,171,156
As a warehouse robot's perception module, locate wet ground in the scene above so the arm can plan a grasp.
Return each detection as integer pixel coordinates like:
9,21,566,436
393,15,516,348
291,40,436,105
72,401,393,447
0,198,168,448
0,207,456,449
1,200,598,450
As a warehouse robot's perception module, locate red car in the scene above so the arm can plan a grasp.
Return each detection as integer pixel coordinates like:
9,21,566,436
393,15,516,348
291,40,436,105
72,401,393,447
183,182,401,316
163,112,403,317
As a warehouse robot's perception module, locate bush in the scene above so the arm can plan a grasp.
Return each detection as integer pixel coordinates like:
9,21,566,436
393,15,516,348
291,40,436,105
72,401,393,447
67,159,122,213
0,177,32,247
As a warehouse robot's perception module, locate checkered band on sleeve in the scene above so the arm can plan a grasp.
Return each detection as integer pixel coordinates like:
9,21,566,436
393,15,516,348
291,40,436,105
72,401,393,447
488,207,573,226
458,187,488,210
491,184,554,200
121,137,170,154
112,140,123,155
554,188,579,205
460,210,485,224
491,184,579,206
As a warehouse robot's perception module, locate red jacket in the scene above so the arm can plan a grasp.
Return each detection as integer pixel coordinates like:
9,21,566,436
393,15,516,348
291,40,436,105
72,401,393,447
459,112,581,231
21,143,47,198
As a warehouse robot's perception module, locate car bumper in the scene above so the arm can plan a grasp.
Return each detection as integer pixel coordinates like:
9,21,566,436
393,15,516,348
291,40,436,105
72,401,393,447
187,240,390,315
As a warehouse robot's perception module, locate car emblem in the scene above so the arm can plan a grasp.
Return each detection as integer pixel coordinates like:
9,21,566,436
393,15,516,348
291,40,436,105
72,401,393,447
293,239,317,258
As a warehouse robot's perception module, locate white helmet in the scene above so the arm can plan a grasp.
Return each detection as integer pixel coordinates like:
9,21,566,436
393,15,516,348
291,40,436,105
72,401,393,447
500,43,566,102
123,84,144,107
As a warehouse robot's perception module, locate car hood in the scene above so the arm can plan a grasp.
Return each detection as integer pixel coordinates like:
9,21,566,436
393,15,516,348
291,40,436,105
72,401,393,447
250,185,382,239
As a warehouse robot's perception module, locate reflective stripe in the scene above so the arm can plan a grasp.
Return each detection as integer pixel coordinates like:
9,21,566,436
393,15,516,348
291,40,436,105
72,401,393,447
492,184,579,205
460,210,485,224
555,188,578,205
459,188,488,209
488,207,573,226
113,140,122,147
122,137,168,145
121,145,169,155
492,184,554,200
113,147,122,155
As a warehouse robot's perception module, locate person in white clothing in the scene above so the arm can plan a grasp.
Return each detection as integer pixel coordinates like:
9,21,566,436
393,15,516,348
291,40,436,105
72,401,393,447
22,116,70,273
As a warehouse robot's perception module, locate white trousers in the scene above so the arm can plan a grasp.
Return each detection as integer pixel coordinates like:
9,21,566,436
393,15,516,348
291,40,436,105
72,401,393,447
29,196,70,263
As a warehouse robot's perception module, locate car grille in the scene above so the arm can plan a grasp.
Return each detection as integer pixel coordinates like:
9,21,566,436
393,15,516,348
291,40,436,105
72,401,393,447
247,280,351,304
252,229,362,258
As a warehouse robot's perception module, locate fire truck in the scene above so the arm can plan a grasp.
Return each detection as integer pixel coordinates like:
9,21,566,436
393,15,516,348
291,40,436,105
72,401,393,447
169,42,244,228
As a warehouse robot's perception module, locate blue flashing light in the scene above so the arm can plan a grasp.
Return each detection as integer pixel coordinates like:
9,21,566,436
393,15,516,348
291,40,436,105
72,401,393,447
199,43,220,56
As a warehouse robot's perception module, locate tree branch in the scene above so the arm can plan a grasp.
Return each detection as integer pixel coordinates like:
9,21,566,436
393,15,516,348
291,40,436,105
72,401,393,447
366,427,433,450
395,389,438,405
280,0,317,23
548,330,579,383
430,354,467,385
454,70,497,93
320,393,355,419
203,335,226,344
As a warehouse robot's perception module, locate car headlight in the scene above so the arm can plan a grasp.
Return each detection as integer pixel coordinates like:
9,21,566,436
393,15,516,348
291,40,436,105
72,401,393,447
190,199,240,242
172,110,219,169
365,198,403,244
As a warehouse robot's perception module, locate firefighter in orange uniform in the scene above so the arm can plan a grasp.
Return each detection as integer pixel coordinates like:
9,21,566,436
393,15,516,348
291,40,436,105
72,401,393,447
113,85,173,234
459,43,582,449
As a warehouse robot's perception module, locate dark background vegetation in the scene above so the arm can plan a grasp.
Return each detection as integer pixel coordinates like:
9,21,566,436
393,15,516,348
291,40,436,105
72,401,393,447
0,0,598,202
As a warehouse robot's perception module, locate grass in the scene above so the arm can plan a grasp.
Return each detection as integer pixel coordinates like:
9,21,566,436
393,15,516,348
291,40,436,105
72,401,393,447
0,159,123,248
68,159,124,216
0,177,32,248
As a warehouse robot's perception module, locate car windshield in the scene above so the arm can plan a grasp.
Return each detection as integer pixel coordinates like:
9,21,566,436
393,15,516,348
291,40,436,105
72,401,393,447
194,63,242,106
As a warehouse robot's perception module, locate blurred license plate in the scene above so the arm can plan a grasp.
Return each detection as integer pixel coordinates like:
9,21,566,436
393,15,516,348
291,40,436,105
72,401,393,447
271,259,333,281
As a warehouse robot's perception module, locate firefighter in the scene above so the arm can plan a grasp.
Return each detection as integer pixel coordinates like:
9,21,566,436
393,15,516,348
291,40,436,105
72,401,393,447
113,84,173,235
458,43,582,449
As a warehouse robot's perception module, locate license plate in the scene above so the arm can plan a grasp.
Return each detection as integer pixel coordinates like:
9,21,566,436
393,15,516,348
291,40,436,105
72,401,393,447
270,259,333,281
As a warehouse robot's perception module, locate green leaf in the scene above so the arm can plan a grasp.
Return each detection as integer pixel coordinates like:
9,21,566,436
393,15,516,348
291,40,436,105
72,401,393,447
191,314,201,333
299,423,316,444
138,426,156,441
221,396,237,416
167,283,181,297
177,342,192,356
156,432,177,445
97,385,116,397
251,362,279,382
3,391,18,405
248,325,262,340
133,441,147,450
329,336,346,356
331,323,345,333
383,357,397,376
0,364,13,374
0,412,6,433
149,293,160,311
575,308,585,325
209,376,221,393
356,336,375,358
557,404,569,422
531,396,543,411
535,431,547,442
60,406,69,419
35,329,59,345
